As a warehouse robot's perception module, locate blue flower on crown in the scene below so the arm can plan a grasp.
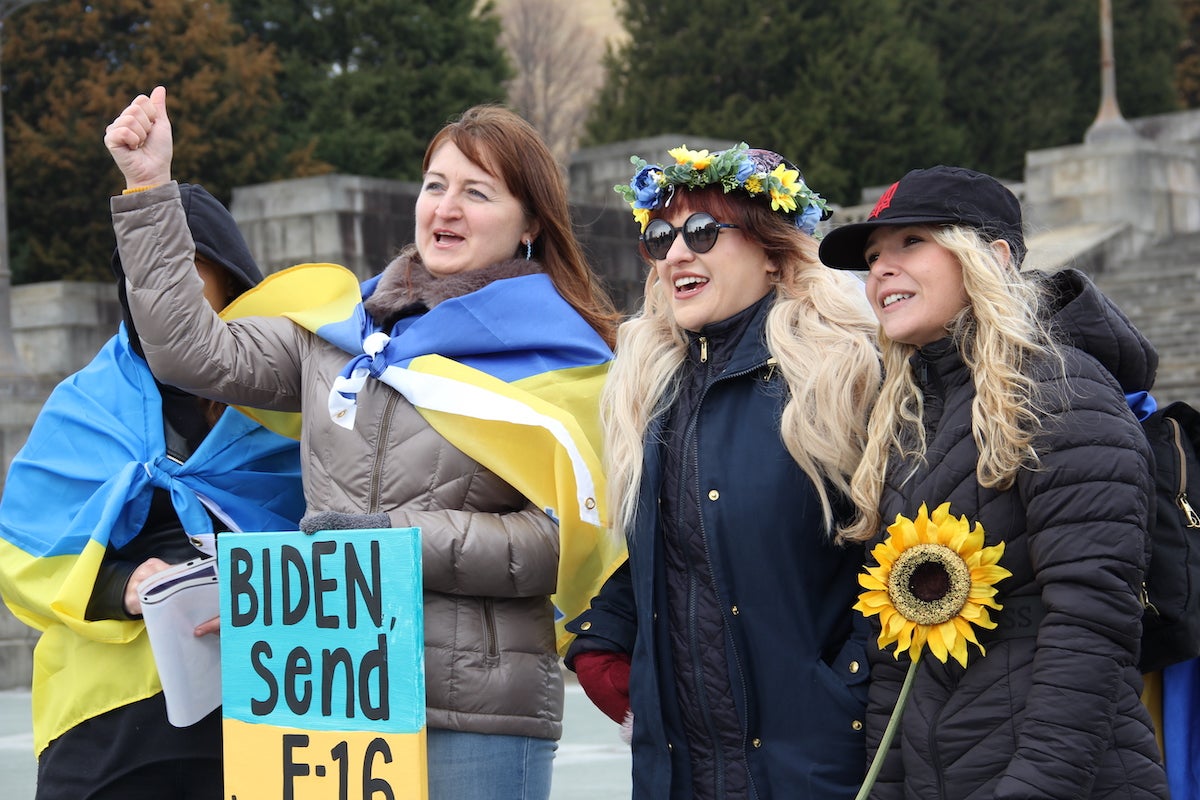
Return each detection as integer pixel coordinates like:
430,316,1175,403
735,158,754,183
797,204,823,237
630,164,665,209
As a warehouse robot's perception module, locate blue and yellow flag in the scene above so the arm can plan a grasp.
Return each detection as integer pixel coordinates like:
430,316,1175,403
0,329,305,755
223,262,626,654
1164,658,1200,800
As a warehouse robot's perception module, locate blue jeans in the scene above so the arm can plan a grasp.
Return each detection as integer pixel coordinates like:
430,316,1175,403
426,729,557,800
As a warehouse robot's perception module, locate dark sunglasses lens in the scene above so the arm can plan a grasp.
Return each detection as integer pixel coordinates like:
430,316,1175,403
643,219,675,260
684,214,720,254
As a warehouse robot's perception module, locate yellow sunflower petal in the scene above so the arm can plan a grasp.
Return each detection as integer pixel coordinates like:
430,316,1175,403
859,573,888,592
876,604,897,630
893,618,915,654
870,540,899,570
890,515,919,550
859,591,894,611
946,625,970,667
952,615,982,645
926,623,950,662
908,626,929,661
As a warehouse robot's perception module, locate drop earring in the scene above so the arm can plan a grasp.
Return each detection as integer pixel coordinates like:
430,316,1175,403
524,239,533,261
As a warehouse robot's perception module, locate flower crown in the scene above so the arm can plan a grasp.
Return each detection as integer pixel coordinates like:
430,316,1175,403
614,142,830,235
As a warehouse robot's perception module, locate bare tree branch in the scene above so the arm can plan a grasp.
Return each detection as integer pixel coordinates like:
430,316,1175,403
500,0,604,161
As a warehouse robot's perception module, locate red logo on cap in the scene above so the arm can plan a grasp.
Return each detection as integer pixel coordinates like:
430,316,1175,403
870,182,899,219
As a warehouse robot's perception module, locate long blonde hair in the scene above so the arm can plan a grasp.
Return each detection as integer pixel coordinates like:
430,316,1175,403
839,226,1062,543
603,187,880,539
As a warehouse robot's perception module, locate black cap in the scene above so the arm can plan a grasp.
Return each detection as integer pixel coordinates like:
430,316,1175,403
818,166,1025,270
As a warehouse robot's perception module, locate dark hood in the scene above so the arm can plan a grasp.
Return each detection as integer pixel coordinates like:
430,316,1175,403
1039,268,1158,394
110,183,264,358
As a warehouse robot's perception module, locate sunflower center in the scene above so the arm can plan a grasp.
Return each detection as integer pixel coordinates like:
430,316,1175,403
887,543,972,626
910,561,950,602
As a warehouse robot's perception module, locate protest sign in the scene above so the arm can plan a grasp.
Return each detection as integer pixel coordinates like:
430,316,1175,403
218,527,425,800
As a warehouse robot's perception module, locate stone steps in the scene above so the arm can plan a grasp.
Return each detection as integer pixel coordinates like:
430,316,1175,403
1083,239,1200,404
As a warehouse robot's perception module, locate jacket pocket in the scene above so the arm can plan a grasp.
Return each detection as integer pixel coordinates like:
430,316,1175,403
822,637,871,708
481,598,500,666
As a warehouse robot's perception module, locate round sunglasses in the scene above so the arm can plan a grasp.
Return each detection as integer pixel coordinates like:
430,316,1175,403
641,212,739,260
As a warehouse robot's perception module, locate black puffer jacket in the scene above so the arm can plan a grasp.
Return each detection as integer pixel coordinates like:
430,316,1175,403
865,269,1169,798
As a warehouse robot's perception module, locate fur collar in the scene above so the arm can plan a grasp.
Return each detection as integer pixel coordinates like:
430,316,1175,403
363,248,544,330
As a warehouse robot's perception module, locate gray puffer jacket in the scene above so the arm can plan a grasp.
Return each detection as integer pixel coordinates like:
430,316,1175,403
112,182,563,740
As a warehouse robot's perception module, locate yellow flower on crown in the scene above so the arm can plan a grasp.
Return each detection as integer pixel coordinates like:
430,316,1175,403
613,142,831,236
769,188,797,214
768,164,801,213
854,502,1010,668
667,146,712,170
632,207,650,232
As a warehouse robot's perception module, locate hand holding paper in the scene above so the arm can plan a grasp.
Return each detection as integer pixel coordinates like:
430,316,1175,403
139,557,221,727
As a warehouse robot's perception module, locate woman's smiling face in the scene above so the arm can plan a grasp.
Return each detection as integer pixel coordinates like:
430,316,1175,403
863,225,967,346
650,203,777,332
415,141,537,277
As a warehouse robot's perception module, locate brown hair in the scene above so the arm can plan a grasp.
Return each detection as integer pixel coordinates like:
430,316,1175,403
642,186,803,274
423,105,620,348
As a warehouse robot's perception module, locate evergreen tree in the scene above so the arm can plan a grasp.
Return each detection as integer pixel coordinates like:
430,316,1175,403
3,0,283,283
585,0,966,205
901,0,1183,181
1177,0,1200,105
228,0,511,180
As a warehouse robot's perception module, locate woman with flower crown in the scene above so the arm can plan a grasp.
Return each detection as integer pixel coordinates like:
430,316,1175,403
821,166,1169,798
564,144,881,799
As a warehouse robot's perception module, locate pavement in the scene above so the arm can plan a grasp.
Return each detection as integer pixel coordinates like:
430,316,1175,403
0,675,631,799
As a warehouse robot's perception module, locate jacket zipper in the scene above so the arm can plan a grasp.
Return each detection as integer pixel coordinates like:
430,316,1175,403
1167,416,1200,527
482,598,499,663
678,346,726,797
682,354,769,800
368,391,401,513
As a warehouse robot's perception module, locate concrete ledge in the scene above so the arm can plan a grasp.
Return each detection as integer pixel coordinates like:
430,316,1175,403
11,282,119,380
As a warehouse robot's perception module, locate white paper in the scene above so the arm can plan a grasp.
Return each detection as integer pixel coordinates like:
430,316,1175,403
139,557,222,727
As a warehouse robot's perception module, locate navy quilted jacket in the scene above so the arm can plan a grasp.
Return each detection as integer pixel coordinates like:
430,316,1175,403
864,269,1169,799
567,298,870,800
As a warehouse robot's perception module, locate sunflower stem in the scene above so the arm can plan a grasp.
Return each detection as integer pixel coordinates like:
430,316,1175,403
854,657,921,800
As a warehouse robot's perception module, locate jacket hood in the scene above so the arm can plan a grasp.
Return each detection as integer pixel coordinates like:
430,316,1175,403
1040,268,1158,394
111,183,263,357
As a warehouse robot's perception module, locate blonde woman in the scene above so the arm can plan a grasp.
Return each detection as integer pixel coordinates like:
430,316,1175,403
821,166,1168,798
565,144,880,799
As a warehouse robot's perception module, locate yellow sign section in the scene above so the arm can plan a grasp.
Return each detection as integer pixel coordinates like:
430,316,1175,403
224,718,427,800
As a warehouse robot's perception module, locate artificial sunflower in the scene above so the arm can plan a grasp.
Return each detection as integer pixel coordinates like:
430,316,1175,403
851,501,1011,800
855,501,1010,668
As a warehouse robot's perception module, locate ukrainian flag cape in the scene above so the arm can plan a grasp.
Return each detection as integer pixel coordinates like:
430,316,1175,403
223,262,625,655
0,328,305,755
1164,658,1200,800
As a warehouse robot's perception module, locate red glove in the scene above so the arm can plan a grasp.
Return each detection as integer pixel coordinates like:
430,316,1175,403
573,650,631,724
